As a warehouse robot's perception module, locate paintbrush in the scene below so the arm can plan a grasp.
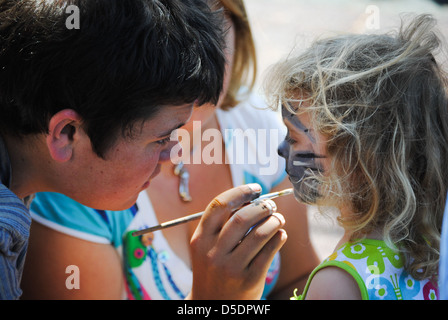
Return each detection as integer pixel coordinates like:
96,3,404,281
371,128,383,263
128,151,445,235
131,188,293,236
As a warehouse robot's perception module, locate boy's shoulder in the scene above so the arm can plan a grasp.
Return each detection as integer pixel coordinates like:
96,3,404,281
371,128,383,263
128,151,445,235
0,183,31,239
0,183,31,300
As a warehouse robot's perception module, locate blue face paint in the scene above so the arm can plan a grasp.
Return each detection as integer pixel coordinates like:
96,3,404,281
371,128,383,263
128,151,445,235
278,104,325,204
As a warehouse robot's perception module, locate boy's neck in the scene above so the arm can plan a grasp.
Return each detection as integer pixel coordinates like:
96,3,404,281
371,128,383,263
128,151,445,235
1,134,45,199
0,136,12,188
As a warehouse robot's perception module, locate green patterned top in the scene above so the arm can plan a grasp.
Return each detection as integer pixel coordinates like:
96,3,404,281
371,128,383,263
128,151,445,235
292,239,439,300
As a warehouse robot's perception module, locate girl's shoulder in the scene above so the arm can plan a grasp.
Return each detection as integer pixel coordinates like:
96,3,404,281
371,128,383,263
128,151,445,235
298,264,363,300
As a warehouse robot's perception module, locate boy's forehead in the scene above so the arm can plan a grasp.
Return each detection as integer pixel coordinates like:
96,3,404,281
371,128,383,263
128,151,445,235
146,103,193,134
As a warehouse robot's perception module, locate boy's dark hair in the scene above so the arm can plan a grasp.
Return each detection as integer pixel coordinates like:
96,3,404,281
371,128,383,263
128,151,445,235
0,0,226,157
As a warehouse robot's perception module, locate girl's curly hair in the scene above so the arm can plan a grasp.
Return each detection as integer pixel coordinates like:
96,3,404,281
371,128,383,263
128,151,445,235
266,14,448,281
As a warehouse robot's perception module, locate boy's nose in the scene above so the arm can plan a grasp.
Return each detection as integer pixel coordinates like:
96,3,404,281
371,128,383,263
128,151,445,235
160,140,181,162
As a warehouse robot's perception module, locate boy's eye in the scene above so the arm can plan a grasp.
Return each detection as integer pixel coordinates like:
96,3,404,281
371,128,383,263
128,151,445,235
156,136,171,146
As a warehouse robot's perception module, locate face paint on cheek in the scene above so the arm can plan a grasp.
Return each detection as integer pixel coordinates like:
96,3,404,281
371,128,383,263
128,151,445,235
289,151,325,204
279,105,326,204
279,141,320,203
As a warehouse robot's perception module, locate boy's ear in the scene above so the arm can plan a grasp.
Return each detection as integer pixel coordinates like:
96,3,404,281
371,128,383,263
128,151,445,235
46,109,83,162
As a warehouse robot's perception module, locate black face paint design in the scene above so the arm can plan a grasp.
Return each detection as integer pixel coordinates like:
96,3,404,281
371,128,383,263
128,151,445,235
278,105,326,204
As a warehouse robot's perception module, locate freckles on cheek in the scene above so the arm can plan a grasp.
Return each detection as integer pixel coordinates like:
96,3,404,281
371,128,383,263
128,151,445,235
144,151,163,175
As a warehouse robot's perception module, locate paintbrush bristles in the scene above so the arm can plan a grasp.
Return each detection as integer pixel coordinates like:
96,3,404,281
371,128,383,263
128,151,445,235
253,188,293,202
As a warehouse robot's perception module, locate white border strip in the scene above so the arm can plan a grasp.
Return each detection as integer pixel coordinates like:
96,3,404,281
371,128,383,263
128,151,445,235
31,212,111,245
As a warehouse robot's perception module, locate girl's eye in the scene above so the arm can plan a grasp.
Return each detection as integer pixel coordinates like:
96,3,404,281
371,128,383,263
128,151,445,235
285,132,296,145
156,136,171,146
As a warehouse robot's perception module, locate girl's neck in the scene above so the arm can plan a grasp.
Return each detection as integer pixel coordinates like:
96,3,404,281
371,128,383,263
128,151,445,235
334,204,384,250
335,228,384,252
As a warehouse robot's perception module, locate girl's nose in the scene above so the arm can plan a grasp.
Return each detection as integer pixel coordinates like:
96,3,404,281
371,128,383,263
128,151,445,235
277,140,289,159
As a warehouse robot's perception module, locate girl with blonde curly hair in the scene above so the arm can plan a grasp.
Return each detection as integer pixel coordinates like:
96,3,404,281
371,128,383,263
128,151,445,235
266,14,448,300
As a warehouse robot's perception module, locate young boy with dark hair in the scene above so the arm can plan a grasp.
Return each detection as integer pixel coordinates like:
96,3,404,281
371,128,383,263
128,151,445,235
0,0,287,299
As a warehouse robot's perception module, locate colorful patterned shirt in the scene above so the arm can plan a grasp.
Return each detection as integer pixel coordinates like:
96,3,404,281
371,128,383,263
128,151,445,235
293,239,439,300
439,193,448,299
